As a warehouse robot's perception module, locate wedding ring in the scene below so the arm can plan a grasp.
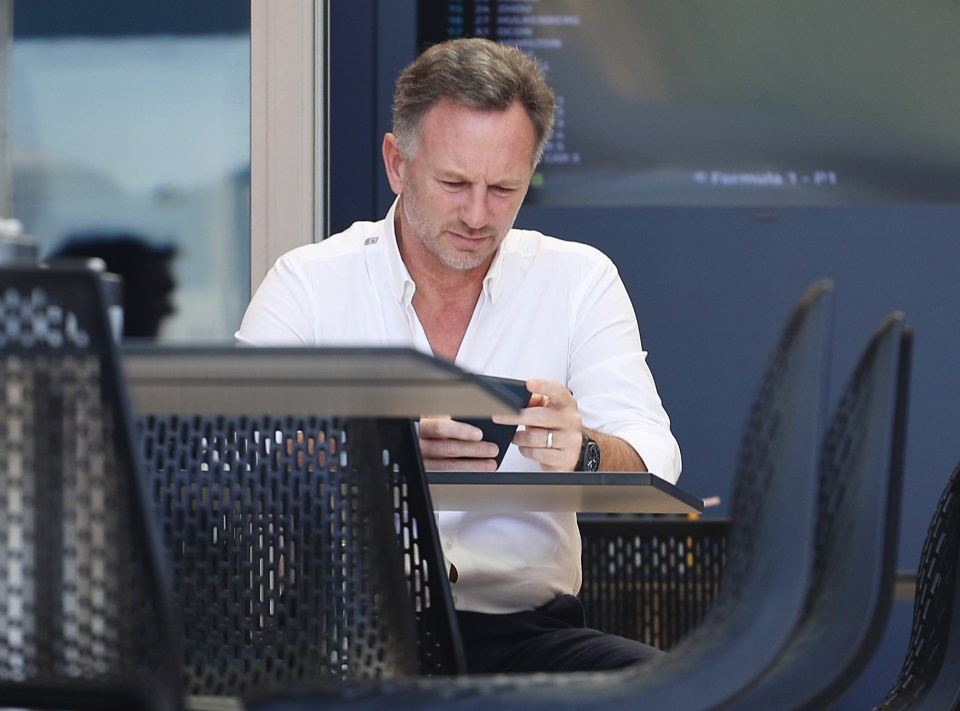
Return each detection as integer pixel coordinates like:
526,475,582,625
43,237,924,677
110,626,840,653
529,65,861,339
546,430,554,449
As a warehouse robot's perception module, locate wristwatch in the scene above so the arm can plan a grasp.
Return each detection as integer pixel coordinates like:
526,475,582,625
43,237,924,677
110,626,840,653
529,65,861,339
576,432,601,472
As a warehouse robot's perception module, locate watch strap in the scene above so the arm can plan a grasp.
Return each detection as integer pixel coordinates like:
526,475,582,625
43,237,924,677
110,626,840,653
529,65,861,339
577,432,601,472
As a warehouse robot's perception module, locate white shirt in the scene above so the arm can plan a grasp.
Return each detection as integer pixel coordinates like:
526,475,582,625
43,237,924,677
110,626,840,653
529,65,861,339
236,199,681,613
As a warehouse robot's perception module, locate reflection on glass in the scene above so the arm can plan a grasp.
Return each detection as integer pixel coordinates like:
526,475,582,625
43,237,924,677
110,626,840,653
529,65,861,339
417,0,960,207
10,10,250,342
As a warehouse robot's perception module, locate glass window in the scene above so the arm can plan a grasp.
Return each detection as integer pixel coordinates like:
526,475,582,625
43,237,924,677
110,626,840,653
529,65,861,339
8,1,250,342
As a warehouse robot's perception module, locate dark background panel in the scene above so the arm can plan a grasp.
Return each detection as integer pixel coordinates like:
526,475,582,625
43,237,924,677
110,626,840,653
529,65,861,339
328,0,379,230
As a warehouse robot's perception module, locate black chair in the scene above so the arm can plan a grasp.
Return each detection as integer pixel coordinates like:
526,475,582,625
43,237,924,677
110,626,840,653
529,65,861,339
245,279,836,711
0,268,181,711
717,312,912,711
136,409,465,699
555,278,834,709
577,516,729,650
572,282,836,666
873,460,960,711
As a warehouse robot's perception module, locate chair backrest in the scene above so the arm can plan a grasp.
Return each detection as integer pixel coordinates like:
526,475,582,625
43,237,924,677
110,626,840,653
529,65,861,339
874,460,960,711
718,313,912,711
0,268,181,711
591,279,835,708
136,411,464,698
577,516,729,650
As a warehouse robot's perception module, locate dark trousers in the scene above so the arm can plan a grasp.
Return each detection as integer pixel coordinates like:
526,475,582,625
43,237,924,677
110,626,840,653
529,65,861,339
455,594,666,674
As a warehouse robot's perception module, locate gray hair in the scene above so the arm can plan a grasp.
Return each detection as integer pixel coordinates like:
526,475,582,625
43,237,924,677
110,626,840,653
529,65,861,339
392,38,556,167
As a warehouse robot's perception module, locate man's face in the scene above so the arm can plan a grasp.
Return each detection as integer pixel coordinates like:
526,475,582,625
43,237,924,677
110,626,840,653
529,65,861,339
386,100,536,273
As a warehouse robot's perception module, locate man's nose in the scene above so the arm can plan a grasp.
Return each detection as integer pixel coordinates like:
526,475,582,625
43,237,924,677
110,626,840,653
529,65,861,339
459,188,490,230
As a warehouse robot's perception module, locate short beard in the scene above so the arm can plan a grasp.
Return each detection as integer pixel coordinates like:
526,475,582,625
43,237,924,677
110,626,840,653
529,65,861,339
402,187,502,272
432,221,497,271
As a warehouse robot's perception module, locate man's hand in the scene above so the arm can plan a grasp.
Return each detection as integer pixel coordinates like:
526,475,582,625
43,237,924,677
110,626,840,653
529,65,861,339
418,417,500,471
420,378,641,473
492,378,582,472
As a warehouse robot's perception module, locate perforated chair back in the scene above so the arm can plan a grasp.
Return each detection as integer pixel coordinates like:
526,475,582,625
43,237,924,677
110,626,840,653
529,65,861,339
874,460,960,711
721,313,912,711
577,517,728,650
0,268,181,711
587,279,835,709
137,411,463,698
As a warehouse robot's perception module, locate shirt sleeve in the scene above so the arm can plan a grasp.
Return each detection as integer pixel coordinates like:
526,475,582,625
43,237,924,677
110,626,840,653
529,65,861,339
568,256,682,483
235,253,318,346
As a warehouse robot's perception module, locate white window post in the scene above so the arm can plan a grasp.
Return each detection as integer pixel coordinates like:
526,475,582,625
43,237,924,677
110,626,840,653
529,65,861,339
249,0,327,296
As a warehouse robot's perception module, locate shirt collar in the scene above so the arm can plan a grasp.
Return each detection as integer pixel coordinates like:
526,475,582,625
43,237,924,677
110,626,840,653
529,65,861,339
381,199,417,305
482,237,508,303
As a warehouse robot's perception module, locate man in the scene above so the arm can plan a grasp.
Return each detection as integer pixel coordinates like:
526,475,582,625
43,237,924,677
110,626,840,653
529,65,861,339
236,37,682,673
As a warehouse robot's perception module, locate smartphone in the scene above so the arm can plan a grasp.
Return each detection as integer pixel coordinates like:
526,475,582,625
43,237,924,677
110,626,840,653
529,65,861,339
455,376,531,468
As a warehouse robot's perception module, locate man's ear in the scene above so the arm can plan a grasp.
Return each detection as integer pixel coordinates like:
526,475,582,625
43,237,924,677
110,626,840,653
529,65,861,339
382,133,406,195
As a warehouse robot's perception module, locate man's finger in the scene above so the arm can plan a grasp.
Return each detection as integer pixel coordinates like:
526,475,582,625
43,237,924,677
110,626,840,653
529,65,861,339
419,416,484,440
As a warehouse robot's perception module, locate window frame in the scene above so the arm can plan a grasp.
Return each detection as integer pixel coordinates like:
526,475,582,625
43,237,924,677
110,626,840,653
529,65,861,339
249,0,327,296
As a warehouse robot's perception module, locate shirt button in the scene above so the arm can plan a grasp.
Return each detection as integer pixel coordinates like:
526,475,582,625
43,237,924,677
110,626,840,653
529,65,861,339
452,595,458,605
444,539,454,548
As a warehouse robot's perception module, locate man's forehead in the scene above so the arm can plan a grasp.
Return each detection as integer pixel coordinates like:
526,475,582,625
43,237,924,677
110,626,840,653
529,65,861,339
416,102,536,162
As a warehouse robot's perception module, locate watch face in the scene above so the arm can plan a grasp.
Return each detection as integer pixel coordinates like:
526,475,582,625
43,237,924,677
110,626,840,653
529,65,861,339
584,440,601,472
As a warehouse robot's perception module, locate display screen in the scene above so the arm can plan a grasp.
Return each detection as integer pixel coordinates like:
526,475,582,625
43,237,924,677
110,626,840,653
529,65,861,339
417,0,960,207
